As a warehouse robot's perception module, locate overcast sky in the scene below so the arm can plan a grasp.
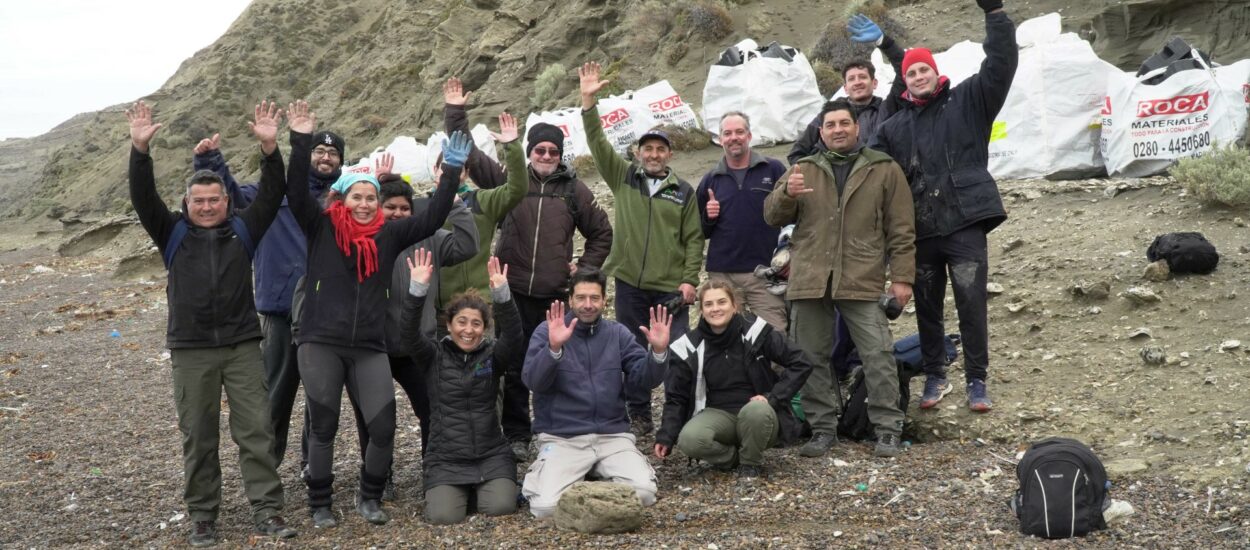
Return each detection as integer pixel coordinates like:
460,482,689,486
0,0,253,140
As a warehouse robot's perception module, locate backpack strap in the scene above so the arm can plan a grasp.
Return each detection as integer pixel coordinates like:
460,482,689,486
162,216,256,269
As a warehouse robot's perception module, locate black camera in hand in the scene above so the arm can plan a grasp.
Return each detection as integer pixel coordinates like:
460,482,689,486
878,293,902,320
662,294,687,314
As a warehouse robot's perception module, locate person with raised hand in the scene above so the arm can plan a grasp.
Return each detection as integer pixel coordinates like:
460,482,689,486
578,60,704,437
655,281,813,479
869,0,1017,414
128,99,297,546
284,99,462,528
520,267,670,518
192,99,350,475
441,76,505,189
787,12,908,164
400,254,522,524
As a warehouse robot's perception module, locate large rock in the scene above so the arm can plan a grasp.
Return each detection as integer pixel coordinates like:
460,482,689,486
554,481,643,534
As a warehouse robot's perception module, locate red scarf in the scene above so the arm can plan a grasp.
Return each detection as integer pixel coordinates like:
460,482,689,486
325,201,383,282
902,76,951,107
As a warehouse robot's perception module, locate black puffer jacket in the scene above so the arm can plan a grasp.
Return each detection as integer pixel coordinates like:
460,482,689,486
402,283,523,490
129,144,288,349
287,130,459,353
869,11,1018,240
657,314,814,448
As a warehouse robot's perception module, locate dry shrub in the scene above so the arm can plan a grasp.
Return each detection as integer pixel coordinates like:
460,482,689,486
1173,144,1250,207
627,1,678,51
364,115,388,131
811,61,843,99
657,124,713,152
530,63,566,109
571,154,598,178
687,1,734,41
808,0,907,69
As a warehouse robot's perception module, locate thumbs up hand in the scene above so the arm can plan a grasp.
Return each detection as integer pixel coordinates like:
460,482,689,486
705,188,721,220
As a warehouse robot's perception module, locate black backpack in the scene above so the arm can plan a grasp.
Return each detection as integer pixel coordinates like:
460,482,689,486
836,333,958,441
1012,437,1109,539
1146,232,1218,274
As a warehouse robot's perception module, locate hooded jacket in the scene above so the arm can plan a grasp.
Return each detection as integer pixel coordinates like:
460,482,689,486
402,283,523,489
288,131,459,353
657,314,813,447
193,147,338,315
581,106,704,293
385,200,479,355
868,11,1018,240
763,147,916,301
523,314,667,438
495,141,613,299
696,151,787,273
130,143,288,349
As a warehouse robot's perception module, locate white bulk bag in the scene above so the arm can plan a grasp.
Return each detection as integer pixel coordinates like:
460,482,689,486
522,109,590,166
703,39,824,146
633,80,701,129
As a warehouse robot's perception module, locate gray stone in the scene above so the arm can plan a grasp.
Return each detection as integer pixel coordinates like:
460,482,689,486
555,481,643,534
1123,286,1161,306
1071,280,1111,301
1104,458,1149,476
1142,260,1170,282
1140,346,1166,365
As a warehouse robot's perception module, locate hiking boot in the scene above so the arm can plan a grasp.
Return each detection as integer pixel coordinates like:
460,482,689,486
255,516,298,539
967,379,993,412
510,440,531,462
874,433,903,458
919,376,952,409
310,506,336,529
738,464,765,479
382,470,397,502
629,414,654,438
356,496,390,525
188,521,217,547
799,432,838,457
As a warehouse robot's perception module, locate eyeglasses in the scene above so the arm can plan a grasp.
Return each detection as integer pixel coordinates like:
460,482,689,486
312,147,341,159
531,147,560,158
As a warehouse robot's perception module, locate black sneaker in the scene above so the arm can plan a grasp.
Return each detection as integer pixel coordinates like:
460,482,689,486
919,376,952,409
874,433,903,458
799,432,838,457
967,379,993,412
310,506,336,529
738,464,765,479
629,414,654,438
356,496,390,525
255,516,297,539
188,520,217,548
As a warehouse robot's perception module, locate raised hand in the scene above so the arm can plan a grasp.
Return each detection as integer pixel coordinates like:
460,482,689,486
193,133,221,155
487,256,509,290
639,305,672,354
578,61,610,109
250,100,282,154
125,101,163,153
847,14,883,44
443,77,471,106
785,171,813,197
705,188,720,220
406,248,434,287
489,112,519,144
374,152,395,178
286,100,316,134
441,130,473,168
546,300,577,353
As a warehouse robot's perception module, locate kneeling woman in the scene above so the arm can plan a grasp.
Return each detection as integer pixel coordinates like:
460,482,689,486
402,252,522,524
655,281,814,478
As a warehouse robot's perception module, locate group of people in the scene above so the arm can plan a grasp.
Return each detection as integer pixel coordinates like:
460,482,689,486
128,0,1017,545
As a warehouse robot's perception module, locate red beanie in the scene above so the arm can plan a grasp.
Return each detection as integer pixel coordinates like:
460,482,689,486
902,48,938,76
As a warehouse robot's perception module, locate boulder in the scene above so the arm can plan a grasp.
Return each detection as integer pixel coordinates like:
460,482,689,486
555,481,643,534
1142,260,1170,282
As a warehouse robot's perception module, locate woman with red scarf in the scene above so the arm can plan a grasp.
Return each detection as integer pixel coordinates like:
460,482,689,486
284,100,468,528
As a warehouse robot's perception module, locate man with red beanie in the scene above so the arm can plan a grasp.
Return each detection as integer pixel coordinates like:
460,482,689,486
869,0,1017,413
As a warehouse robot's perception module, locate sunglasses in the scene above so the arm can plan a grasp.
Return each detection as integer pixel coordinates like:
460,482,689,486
532,147,560,158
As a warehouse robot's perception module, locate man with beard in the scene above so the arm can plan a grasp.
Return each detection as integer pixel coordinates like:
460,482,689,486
697,111,788,331
520,268,670,517
194,124,348,470
869,0,1017,413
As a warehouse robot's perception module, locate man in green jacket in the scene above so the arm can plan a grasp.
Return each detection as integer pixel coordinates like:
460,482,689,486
578,61,704,436
763,99,915,458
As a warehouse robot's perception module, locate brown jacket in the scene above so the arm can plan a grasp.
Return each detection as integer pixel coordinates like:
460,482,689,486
763,147,915,301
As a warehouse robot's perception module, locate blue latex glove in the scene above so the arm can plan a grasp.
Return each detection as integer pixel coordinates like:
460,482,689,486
847,14,883,44
441,130,472,167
